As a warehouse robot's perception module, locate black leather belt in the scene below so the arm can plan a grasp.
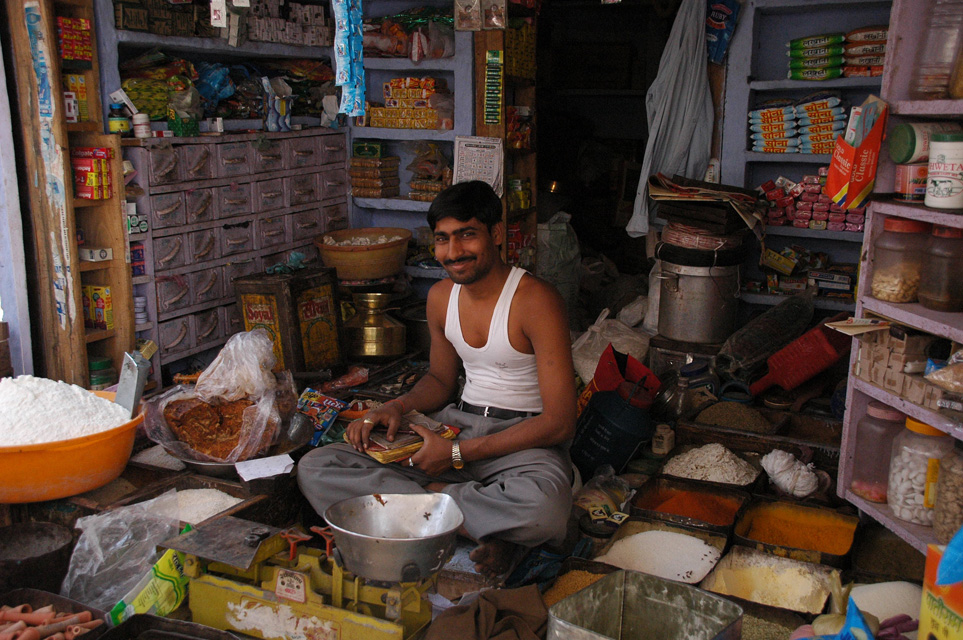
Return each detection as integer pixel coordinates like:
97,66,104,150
457,400,536,420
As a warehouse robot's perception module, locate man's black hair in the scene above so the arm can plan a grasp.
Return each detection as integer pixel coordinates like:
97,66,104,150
426,180,502,231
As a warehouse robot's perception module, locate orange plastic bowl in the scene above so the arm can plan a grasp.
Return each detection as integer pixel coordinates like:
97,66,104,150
0,391,143,504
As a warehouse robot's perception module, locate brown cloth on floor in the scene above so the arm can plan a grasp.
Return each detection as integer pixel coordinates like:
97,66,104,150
425,584,549,640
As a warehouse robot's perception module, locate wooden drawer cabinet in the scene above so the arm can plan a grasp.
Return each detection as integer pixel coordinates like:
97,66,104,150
285,137,320,170
252,139,285,172
190,269,222,305
223,257,260,300
147,147,180,185
220,221,255,257
156,276,193,315
290,209,323,241
179,144,214,181
258,216,288,248
254,179,285,212
193,308,222,346
153,234,189,271
190,228,218,263
149,192,185,229
216,141,253,178
186,188,217,224
286,174,319,206
158,316,193,356
320,168,347,201
218,183,253,218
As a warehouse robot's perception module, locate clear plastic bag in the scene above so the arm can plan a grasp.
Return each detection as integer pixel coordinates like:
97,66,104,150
925,348,963,393
571,309,650,385
61,491,181,611
144,329,296,462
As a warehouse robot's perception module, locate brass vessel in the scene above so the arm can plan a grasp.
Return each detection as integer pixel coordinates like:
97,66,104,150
344,292,407,359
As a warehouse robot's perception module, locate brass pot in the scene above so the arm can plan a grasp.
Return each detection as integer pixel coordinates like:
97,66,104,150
344,292,407,359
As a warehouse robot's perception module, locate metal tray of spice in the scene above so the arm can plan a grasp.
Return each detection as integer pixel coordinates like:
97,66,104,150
732,497,859,568
658,443,765,493
541,557,619,609
630,476,751,536
0,588,109,640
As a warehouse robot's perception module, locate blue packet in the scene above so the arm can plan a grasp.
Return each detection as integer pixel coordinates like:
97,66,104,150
706,0,740,65
937,525,963,586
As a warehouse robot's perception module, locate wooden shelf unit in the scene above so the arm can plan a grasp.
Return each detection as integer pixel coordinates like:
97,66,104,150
5,0,133,386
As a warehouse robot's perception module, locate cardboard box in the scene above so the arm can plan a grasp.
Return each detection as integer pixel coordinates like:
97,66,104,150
88,286,113,330
78,247,113,262
761,248,797,276
114,3,149,31
904,374,928,405
888,325,935,355
883,368,905,393
919,545,963,640
870,362,887,387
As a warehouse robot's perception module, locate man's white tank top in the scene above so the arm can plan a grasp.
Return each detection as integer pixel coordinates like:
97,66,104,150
445,266,542,412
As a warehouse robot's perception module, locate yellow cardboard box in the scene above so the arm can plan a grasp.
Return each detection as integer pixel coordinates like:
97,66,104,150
919,544,963,640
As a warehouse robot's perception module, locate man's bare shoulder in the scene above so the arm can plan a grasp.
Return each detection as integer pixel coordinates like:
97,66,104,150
516,271,565,307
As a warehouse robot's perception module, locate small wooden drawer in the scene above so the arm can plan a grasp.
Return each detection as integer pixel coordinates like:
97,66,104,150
217,183,253,218
189,228,219,263
156,276,193,315
257,215,288,248
252,139,285,172
290,209,323,241
158,316,194,356
215,141,253,178
223,257,260,299
186,188,217,224
220,303,244,338
320,168,347,200
286,173,319,206
220,221,255,257
190,269,223,305
179,144,214,181
147,146,180,185
320,134,347,165
148,192,186,229
254,178,285,212
193,308,223,346
322,201,348,232
284,137,320,170
153,234,189,271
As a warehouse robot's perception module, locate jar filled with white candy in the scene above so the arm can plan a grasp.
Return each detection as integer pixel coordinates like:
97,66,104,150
870,217,932,303
888,417,953,526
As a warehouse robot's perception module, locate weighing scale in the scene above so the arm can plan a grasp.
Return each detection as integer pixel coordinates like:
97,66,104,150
162,517,434,640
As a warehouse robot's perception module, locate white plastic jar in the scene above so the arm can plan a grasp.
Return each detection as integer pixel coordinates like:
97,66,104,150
887,417,954,526
925,132,963,208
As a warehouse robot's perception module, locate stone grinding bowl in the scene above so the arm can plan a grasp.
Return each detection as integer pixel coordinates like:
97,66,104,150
0,522,74,593
324,493,464,583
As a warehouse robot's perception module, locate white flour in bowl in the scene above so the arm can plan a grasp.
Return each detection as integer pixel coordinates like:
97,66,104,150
0,375,132,446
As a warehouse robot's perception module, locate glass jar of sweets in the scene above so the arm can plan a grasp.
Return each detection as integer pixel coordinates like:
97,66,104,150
888,417,954,526
851,402,906,503
870,217,933,303
934,441,963,543
919,225,963,312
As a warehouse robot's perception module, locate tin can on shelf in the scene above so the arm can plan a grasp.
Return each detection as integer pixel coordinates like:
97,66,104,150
895,163,928,201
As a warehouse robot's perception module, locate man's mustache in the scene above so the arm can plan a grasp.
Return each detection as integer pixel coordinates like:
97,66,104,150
444,257,474,266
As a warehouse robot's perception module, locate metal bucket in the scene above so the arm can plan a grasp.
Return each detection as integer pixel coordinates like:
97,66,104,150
658,261,739,344
324,493,464,583
548,570,743,640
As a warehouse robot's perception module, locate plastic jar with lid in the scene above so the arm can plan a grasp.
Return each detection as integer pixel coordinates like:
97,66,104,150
919,224,963,311
910,0,963,100
870,217,932,303
887,417,954,526
850,402,906,503
934,441,963,543
889,122,963,164
926,132,963,208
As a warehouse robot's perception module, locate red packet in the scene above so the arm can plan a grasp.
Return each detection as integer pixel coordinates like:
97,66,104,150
825,95,888,210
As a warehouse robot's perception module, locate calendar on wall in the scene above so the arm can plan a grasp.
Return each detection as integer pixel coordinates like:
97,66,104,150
453,136,504,197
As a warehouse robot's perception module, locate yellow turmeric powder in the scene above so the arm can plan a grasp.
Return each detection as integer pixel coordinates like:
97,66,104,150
741,503,857,556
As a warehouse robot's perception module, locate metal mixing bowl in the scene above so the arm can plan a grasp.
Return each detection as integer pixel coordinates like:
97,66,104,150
324,493,464,583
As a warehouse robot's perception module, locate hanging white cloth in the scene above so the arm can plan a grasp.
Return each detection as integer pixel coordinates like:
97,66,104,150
627,0,713,237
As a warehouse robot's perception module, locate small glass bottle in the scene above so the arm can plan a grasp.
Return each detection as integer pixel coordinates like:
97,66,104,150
850,401,905,503
870,217,932,303
888,417,954,526
934,441,963,544
910,0,963,100
919,225,963,311
108,103,131,137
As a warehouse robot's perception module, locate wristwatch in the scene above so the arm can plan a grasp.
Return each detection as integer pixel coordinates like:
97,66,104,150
451,442,464,470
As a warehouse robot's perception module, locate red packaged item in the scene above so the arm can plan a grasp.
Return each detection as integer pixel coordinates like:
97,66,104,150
813,202,830,213
812,211,830,221
766,188,785,201
786,182,805,198
803,183,823,194
775,195,795,208
796,200,814,212
801,175,821,185
818,166,830,176
793,219,810,228
817,193,833,204
785,204,797,219
829,212,847,223
760,179,777,193
767,217,788,226
845,222,864,232
846,212,865,224
800,192,820,203
828,221,847,231
826,95,888,210
794,210,813,221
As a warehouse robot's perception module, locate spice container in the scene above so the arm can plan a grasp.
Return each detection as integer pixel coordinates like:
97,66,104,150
88,356,117,391
887,417,954,526
925,132,963,209
934,441,963,544
888,122,963,164
870,217,932,303
919,225,963,312
107,103,130,136
850,402,906,503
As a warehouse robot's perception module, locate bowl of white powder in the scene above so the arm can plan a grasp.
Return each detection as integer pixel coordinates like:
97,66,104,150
0,375,144,503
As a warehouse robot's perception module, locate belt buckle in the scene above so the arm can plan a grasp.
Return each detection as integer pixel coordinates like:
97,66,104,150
483,406,491,417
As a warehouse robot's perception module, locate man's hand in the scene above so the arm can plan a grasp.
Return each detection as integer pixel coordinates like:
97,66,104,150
407,422,455,475
345,401,405,452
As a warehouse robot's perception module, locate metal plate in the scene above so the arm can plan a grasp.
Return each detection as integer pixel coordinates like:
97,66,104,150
162,516,282,569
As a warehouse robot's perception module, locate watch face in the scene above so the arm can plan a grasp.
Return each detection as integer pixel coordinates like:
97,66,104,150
453,459,464,469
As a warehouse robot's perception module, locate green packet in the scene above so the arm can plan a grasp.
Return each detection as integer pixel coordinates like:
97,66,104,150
109,525,192,626
787,33,845,51
788,67,844,81
788,44,845,59
789,56,845,70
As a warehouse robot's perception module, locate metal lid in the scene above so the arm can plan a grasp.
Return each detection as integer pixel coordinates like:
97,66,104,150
905,417,945,437
931,132,963,143
882,217,931,234
88,356,113,371
680,362,709,377
866,400,903,421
